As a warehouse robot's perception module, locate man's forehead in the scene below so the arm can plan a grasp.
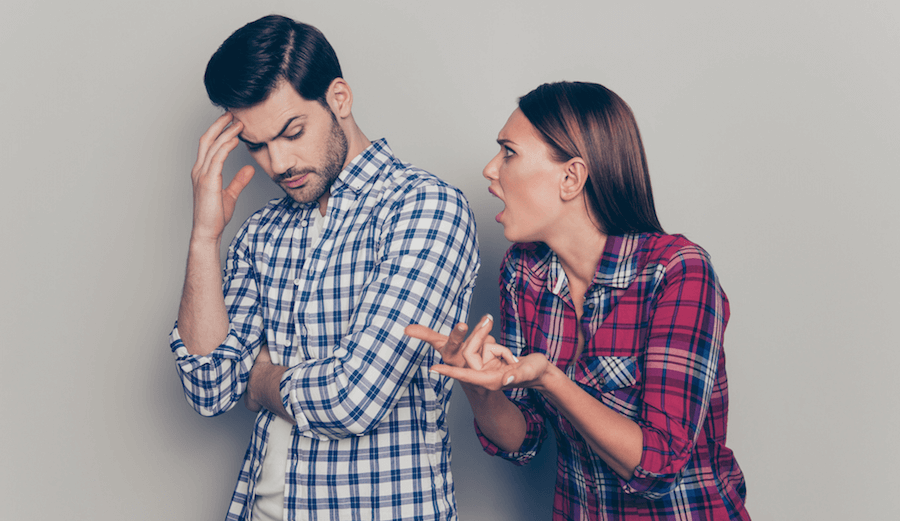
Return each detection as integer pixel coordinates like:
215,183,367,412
232,86,320,143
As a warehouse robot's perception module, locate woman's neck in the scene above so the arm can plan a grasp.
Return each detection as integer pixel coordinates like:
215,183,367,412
545,216,607,291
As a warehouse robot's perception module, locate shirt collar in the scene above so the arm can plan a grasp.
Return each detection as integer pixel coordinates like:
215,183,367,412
277,138,395,213
593,233,644,289
332,138,395,195
543,233,644,297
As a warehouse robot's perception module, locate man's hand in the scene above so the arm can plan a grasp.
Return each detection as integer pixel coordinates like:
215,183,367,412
246,346,296,424
190,112,256,244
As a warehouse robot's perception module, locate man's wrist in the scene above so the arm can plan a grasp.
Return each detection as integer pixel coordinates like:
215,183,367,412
188,232,222,251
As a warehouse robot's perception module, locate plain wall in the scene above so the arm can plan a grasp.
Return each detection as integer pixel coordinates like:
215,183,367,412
1,1,897,519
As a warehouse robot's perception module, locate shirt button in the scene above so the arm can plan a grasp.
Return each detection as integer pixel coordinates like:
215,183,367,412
293,279,301,285
300,219,309,227
587,302,596,309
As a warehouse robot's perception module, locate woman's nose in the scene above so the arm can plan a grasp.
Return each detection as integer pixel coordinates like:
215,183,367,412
483,153,500,180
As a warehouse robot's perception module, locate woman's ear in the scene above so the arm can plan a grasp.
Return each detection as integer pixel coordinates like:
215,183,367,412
560,158,588,202
326,78,353,119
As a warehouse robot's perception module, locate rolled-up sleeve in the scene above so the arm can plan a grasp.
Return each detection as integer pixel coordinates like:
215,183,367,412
475,248,548,465
169,221,265,417
621,247,728,498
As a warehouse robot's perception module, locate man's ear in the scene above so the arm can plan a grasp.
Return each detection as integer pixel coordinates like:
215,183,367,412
326,78,353,119
560,158,588,202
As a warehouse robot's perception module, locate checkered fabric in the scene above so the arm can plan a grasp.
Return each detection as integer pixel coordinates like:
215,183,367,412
171,139,479,521
477,234,749,520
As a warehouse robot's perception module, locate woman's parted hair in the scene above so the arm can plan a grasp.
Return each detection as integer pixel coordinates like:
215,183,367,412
518,81,664,235
203,15,342,110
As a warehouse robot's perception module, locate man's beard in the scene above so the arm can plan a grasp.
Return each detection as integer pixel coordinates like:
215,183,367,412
279,113,349,204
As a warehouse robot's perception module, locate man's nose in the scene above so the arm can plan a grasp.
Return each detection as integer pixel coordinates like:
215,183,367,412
268,141,295,175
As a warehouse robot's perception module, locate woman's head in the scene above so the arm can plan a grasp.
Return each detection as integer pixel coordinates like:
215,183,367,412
517,82,663,236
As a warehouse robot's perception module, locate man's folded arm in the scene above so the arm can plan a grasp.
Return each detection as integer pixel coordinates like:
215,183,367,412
280,184,480,438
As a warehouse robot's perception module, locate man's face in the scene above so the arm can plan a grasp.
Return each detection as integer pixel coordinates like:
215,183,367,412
232,81,348,207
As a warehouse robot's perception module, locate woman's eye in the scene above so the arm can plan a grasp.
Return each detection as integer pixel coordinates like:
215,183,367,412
503,147,515,157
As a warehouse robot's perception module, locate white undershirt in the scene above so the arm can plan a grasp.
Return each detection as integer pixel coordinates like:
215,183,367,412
251,209,325,521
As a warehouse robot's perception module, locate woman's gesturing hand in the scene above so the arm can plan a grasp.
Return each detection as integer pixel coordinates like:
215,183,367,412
405,314,504,370
406,315,553,392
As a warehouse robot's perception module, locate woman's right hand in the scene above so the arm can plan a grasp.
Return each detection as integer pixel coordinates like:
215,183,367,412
405,314,505,370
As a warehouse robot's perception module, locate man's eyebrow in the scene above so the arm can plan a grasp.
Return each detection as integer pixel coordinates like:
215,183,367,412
238,116,305,146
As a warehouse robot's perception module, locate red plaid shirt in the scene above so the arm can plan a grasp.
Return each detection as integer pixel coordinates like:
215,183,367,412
477,233,749,520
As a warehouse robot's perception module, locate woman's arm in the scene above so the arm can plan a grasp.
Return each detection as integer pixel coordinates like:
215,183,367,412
429,346,642,479
531,361,643,479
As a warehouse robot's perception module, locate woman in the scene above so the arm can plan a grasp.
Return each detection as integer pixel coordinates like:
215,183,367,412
407,82,749,519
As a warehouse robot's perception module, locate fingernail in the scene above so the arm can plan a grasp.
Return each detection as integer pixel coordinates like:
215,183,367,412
482,314,493,328
505,375,515,385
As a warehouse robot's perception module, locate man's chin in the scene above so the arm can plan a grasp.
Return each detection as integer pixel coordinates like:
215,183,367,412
281,184,323,205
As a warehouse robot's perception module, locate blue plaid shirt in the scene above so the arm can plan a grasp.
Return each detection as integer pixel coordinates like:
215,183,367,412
170,139,480,521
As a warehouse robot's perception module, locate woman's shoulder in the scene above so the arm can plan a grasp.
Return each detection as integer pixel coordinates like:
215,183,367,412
633,233,713,268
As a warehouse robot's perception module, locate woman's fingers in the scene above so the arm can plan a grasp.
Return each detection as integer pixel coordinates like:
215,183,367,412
461,314,493,370
484,343,519,366
404,324,449,349
430,364,504,390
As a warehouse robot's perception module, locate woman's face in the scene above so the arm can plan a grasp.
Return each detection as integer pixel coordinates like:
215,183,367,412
483,109,565,243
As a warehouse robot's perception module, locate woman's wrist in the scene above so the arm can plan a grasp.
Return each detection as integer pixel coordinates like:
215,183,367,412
534,362,568,397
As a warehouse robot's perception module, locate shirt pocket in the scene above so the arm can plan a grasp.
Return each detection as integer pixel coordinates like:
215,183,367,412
574,355,639,394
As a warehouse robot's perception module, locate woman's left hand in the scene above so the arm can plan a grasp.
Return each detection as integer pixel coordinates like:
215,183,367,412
430,346,553,391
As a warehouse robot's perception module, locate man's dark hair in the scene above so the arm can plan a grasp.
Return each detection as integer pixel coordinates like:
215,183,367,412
204,15,342,110
519,81,664,236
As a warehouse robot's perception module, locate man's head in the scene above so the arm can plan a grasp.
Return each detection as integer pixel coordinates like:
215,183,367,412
205,16,354,209
204,15,342,110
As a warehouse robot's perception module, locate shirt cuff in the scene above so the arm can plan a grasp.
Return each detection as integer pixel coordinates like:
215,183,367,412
279,365,312,434
170,324,246,373
474,399,545,465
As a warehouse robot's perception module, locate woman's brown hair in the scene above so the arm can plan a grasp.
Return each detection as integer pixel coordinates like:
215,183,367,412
519,82,664,235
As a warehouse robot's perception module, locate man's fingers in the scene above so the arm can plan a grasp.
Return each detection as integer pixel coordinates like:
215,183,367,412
197,121,244,182
197,112,235,163
404,324,448,349
224,164,256,203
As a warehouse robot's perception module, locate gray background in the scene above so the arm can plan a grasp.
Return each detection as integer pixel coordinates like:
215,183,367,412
2,1,897,519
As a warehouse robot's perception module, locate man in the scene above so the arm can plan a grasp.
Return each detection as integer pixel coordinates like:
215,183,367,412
170,15,479,521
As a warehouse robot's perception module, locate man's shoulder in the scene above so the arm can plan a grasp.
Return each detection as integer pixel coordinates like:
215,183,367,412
377,160,467,203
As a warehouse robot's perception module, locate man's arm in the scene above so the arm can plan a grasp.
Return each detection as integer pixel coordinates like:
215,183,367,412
264,183,479,438
178,112,255,356
169,113,262,418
